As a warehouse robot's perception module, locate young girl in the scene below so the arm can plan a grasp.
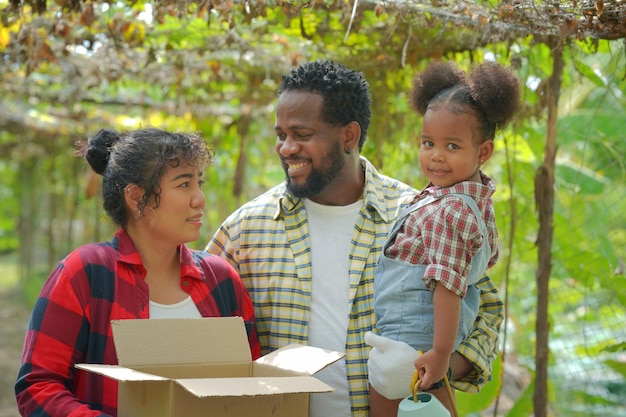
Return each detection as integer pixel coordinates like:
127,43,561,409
368,61,521,416
16,128,261,417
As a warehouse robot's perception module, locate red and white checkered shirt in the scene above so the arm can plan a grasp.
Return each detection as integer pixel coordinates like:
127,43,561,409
386,171,499,297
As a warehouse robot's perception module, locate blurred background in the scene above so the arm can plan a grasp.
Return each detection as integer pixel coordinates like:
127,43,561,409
1,1,625,416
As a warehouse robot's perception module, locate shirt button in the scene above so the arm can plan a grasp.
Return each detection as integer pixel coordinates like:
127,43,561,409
182,280,190,287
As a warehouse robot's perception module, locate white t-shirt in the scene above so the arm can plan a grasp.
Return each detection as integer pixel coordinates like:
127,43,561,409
304,197,363,417
149,296,202,319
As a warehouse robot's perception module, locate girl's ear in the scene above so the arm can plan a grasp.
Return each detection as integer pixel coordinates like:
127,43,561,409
478,140,495,165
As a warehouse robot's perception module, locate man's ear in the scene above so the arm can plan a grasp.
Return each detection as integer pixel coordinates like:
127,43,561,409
342,121,362,154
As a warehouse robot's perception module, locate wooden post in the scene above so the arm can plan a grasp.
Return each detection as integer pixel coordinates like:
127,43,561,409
533,37,563,417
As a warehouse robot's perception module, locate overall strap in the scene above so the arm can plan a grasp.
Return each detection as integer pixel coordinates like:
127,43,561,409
382,194,437,252
446,193,489,252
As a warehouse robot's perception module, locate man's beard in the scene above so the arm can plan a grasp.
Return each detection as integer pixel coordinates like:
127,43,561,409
285,142,345,199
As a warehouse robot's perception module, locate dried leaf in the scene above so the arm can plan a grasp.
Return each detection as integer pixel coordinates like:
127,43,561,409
79,3,96,27
375,4,384,18
596,0,605,18
36,41,57,62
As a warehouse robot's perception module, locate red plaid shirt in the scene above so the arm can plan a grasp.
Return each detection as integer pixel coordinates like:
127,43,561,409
386,172,499,296
16,228,260,417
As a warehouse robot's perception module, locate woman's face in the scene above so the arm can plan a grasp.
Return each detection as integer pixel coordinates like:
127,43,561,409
142,162,206,246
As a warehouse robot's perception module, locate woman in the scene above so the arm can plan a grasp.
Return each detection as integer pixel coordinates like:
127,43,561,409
15,128,261,417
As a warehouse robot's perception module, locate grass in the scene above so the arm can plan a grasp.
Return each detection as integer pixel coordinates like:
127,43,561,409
0,252,18,289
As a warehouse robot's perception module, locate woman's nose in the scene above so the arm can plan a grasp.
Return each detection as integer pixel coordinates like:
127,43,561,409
192,187,206,209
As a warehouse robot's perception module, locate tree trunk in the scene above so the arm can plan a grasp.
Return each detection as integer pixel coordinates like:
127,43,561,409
533,37,563,417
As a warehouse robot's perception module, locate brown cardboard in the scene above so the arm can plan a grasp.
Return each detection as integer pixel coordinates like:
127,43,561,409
76,317,344,417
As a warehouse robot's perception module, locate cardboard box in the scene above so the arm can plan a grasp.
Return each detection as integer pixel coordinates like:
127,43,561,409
76,317,344,417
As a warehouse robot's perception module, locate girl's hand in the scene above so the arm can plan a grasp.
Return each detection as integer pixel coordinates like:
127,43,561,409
413,349,450,390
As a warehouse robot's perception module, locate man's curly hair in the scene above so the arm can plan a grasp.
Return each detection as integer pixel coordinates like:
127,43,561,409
278,60,372,151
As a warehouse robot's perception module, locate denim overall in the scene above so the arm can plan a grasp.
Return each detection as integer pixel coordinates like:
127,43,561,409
374,193,491,351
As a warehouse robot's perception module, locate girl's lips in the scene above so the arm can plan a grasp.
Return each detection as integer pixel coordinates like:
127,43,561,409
428,168,449,175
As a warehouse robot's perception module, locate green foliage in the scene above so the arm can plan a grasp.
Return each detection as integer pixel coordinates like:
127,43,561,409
0,2,625,415
456,354,502,413
604,342,626,353
0,160,18,252
505,377,535,417
0,253,18,287
605,359,626,379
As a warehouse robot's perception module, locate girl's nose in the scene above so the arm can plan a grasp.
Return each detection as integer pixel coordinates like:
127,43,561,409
431,149,444,161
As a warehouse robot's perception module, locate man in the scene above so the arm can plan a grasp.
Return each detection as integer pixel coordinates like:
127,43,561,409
206,60,503,417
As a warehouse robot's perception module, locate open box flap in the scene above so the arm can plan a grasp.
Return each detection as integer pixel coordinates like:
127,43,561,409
76,364,168,382
175,376,333,397
254,344,344,376
111,317,251,367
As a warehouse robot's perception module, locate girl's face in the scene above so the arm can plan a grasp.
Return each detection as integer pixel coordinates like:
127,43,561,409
142,162,206,246
419,107,493,188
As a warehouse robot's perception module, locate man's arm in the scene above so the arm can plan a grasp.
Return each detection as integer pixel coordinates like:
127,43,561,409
450,274,504,392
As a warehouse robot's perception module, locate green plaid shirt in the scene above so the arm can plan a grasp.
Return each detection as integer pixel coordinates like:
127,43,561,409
206,158,503,416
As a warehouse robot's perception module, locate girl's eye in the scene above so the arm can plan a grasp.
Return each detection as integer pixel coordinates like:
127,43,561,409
198,180,205,187
448,143,459,150
422,140,433,147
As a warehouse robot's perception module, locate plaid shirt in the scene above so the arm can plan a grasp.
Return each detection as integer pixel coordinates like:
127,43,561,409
388,172,499,296
206,158,503,415
16,228,260,417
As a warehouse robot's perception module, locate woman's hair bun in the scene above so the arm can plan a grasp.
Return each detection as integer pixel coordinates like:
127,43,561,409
85,129,120,175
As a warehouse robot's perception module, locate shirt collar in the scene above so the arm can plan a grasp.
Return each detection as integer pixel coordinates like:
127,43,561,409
116,228,143,266
114,228,202,281
360,157,397,223
419,170,495,201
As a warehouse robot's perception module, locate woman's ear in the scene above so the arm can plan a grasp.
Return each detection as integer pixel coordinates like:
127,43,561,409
124,184,143,213
478,140,495,165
